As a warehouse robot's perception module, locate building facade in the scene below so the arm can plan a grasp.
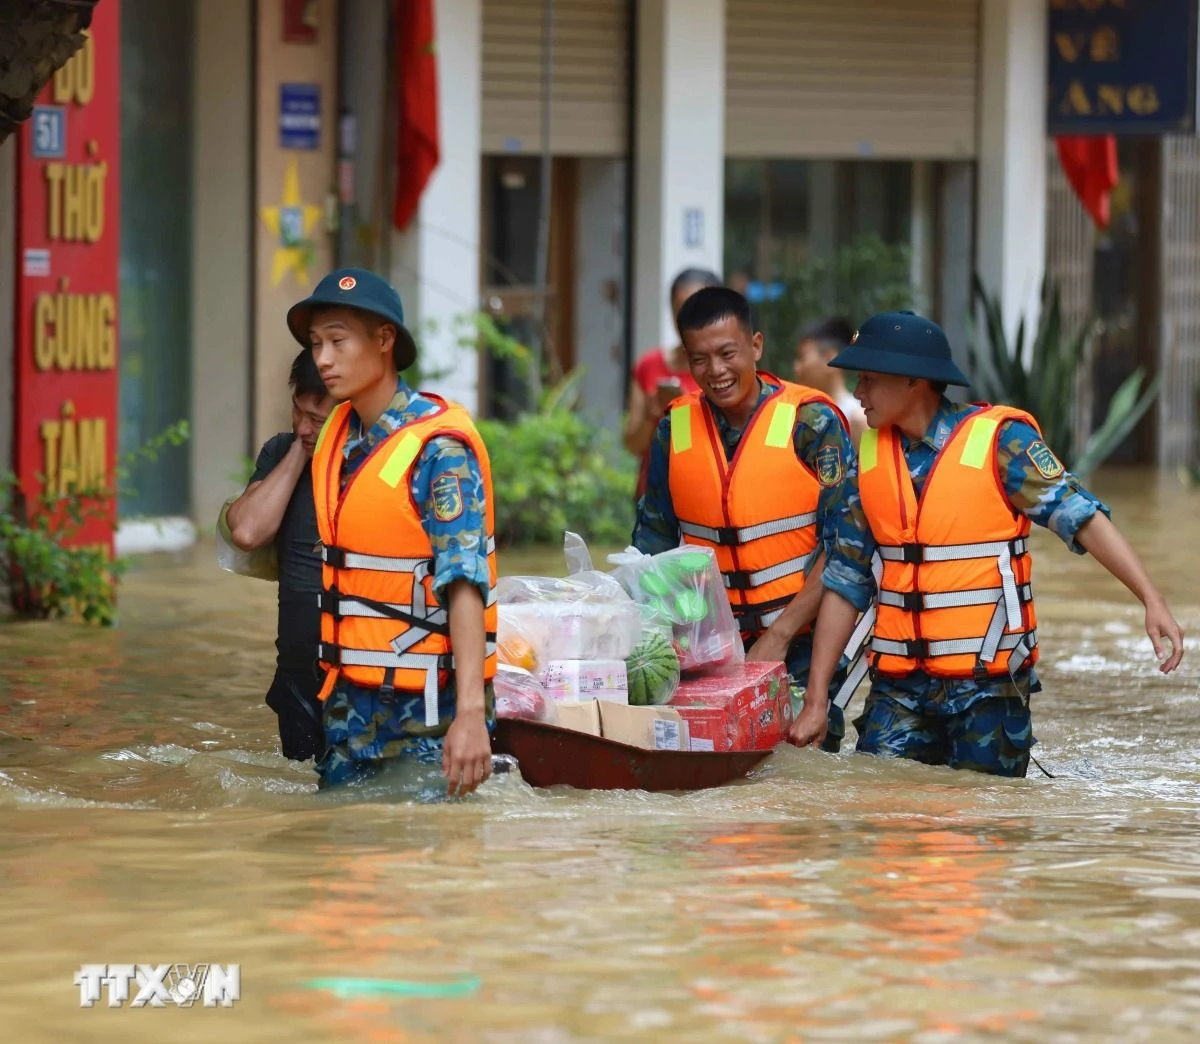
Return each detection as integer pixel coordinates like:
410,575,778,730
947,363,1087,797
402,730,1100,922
2,0,1195,553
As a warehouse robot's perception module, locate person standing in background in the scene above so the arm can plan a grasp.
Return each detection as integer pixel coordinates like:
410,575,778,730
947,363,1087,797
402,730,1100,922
220,350,335,761
624,268,722,501
794,317,869,448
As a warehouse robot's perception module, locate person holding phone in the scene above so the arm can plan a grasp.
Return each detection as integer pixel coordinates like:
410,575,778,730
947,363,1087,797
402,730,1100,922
624,268,721,501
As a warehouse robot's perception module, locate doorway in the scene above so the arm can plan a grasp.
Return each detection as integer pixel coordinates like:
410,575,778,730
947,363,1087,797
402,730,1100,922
479,155,579,420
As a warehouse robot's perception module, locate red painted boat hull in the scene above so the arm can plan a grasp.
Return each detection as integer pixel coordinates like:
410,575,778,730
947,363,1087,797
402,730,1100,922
492,717,772,792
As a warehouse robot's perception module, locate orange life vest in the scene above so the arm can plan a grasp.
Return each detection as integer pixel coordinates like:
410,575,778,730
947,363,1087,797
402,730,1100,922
311,396,499,727
858,404,1039,680
667,378,847,640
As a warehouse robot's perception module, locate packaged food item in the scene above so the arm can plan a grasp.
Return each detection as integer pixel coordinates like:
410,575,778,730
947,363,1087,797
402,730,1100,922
494,665,556,723
497,567,643,664
607,545,744,672
540,660,628,704
668,660,792,752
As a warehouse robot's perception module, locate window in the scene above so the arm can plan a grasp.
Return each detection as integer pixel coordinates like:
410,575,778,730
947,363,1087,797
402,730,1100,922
119,0,194,517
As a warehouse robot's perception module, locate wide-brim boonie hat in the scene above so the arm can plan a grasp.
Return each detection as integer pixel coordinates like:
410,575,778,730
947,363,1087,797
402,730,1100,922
286,267,418,372
830,310,969,387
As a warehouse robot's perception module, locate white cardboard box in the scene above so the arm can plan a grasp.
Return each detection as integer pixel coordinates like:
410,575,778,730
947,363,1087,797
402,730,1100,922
541,660,628,704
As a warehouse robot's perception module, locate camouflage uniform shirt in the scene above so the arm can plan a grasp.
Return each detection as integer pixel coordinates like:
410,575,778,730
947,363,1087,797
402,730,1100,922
633,377,853,557
823,397,1111,714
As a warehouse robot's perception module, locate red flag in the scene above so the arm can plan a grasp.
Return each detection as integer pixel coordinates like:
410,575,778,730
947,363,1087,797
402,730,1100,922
1055,135,1119,230
392,0,440,230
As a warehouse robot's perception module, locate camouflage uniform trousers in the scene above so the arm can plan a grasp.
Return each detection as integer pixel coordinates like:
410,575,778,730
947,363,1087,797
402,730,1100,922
852,674,1035,778
315,681,495,789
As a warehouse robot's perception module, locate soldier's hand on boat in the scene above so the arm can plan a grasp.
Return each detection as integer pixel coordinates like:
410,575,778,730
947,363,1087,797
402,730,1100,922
1145,596,1185,673
443,711,492,796
786,696,828,749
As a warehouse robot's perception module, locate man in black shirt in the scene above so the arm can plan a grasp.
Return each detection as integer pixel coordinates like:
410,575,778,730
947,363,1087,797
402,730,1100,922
222,350,335,759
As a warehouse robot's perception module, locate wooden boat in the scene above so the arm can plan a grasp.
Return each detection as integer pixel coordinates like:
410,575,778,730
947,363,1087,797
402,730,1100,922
492,717,772,792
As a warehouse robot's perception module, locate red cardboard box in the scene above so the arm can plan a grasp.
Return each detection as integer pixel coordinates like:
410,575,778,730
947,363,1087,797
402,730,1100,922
667,661,793,752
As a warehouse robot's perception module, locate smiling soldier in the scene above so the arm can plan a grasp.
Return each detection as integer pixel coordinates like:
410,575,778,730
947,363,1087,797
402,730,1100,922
633,286,855,751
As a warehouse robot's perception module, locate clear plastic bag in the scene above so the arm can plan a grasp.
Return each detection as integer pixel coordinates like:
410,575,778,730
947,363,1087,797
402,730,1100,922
608,545,744,673
494,664,557,723
215,498,278,582
496,542,643,663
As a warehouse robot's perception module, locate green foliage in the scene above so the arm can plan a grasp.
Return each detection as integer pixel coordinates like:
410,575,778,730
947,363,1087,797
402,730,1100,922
967,277,1161,478
754,234,916,373
0,421,191,625
405,311,533,388
478,370,636,549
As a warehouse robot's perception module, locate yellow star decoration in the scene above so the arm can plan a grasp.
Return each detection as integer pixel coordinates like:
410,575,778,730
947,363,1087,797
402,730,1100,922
260,158,323,288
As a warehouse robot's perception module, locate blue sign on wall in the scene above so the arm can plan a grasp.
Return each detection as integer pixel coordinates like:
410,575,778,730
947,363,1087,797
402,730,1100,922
279,83,321,149
1048,0,1199,135
30,106,66,159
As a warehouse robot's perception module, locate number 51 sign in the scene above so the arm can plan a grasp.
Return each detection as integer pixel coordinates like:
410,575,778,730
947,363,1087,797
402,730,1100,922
31,106,67,159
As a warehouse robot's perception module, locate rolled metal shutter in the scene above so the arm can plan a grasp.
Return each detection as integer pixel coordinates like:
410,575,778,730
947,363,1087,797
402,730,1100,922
482,0,629,156
1159,137,1200,469
726,0,980,159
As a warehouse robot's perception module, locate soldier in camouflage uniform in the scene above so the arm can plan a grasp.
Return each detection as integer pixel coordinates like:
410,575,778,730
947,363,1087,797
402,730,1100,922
789,311,1185,777
287,269,496,793
634,287,856,752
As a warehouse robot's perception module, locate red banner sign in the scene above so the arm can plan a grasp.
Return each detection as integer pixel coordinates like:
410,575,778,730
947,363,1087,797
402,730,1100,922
14,0,121,553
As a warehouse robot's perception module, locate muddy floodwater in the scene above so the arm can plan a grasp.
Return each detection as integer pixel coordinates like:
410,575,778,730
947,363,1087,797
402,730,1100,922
1,470,1198,1043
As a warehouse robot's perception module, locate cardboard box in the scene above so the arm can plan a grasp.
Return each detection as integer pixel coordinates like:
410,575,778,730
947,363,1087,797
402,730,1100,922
553,699,602,737
668,660,793,752
542,660,628,704
597,701,689,751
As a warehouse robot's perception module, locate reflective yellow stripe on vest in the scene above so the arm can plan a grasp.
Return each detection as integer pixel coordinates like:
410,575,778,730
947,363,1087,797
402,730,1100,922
859,427,879,472
670,404,693,454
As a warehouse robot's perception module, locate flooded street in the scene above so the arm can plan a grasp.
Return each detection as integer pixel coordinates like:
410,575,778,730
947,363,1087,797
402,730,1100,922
1,469,1199,1043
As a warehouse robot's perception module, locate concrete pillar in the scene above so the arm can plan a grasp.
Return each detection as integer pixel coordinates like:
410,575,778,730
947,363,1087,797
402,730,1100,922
393,0,482,412
633,0,725,354
253,0,339,450
975,0,1047,344
575,157,627,432
191,0,252,528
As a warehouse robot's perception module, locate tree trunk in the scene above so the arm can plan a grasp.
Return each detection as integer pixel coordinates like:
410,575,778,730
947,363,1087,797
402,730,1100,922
0,0,100,146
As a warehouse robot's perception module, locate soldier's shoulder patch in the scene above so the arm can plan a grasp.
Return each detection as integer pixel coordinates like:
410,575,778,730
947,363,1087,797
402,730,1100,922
815,444,845,487
1026,440,1064,480
431,474,464,522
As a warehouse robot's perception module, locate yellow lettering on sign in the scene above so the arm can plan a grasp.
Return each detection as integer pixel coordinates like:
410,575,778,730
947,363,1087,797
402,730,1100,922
40,418,62,495
43,162,107,242
1055,33,1088,63
39,401,109,497
1098,84,1125,115
34,295,55,370
78,417,107,493
44,163,64,239
52,32,94,106
96,294,116,368
1090,27,1120,62
32,285,118,373
1127,84,1161,115
1063,81,1092,115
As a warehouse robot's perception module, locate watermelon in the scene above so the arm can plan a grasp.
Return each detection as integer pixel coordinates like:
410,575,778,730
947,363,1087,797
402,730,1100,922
626,631,680,706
